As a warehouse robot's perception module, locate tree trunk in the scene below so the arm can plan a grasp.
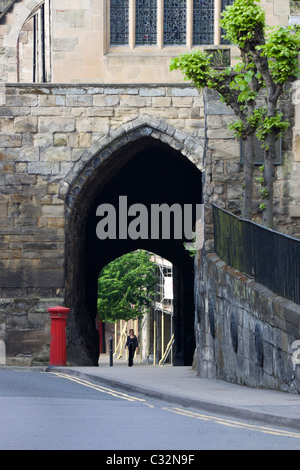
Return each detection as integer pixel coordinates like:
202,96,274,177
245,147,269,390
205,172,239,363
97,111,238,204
241,134,255,220
262,135,276,229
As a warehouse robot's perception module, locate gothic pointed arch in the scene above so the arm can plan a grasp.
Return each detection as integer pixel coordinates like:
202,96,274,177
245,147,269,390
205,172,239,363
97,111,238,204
63,119,203,366
62,115,204,220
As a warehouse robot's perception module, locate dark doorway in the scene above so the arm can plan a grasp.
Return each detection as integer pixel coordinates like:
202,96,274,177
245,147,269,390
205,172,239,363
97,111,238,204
65,137,202,366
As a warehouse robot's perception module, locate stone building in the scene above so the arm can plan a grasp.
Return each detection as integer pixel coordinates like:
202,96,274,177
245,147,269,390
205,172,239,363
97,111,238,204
0,0,299,382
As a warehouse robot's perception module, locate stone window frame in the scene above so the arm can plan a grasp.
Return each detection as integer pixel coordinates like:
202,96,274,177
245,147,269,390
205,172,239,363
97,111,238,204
17,0,52,83
108,0,230,51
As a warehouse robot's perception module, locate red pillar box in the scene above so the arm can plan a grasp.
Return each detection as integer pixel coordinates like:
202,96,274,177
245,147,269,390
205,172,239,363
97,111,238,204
48,306,70,366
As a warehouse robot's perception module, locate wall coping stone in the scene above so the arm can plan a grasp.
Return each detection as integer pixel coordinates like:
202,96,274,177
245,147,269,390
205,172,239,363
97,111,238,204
206,252,300,317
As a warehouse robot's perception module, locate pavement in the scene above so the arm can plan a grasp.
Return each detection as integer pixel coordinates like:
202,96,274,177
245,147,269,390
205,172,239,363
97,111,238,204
46,354,300,431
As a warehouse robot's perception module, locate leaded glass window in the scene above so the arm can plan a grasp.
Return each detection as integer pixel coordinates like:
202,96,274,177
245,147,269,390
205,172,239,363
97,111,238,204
136,0,157,45
110,0,129,45
193,0,214,45
221,0,234,44
164,0,186,45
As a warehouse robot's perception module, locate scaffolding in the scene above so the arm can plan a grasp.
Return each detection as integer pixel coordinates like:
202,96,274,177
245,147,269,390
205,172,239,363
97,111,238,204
142,254,174,365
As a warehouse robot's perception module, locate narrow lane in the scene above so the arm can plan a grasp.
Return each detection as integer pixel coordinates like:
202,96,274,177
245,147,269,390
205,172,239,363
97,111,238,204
0,369,300,451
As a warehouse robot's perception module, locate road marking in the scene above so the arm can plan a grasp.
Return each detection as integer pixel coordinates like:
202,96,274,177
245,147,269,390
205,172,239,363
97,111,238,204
50,372,146,403
50,372,300,439
162,406,300,439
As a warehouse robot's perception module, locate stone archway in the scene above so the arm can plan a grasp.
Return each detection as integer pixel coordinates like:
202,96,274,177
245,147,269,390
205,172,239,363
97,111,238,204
64,122,203,366
61,115,204,206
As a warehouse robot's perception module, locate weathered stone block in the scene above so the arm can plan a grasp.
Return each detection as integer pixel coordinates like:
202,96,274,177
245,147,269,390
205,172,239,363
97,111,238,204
0,270,23,288
172,97,193,108
0,205,7,217
35,270,64,288
140,88,166,97
93,95,119,107
5,329,50,363
290,205,300,217
66,95,93,107
0,134,22,147
76,117,109,133
104,87,138,95
38,117,76,133
41,205,64,217
4,173,36,185
86,107,114,117
39,95,66,107
41,146,72,162
27,162,52,175
119,96,146,107
14,116,38,133
152,97,172,107
207,129,235,139
168,87,199,97
79,133,92,147
0,117,14,133
5,95,38,107
54,134,68,147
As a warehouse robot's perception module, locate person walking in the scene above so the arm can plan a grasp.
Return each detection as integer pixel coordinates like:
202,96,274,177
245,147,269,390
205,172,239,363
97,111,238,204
125,329,138,366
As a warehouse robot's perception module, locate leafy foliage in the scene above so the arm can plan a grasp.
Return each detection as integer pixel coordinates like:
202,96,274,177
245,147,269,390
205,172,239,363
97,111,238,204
220,0,265,49
255,110,290,149
170,50,216,89
97,250,157,323
258,26,300,84
170,0,300,226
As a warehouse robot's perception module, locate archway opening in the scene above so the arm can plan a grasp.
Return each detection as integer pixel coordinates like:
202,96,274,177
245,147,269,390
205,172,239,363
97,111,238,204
97,250,174,366
65,136,203,366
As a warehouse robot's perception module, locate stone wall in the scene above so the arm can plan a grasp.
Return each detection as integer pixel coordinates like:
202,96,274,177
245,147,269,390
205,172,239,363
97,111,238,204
0,82,299,367
0,82,205,365
194,251,300,393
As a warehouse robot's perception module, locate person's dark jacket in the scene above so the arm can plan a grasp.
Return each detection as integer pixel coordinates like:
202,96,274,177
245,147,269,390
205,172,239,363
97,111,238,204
126,335,138,353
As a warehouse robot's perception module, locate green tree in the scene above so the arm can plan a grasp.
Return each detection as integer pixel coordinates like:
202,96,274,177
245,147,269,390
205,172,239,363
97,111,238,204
170,0,300,228
97,250,157,323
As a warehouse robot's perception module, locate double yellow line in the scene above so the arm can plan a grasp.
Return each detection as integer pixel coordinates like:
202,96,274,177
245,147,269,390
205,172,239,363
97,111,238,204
50,372,146,403
51,372,300,439
162,406,300,439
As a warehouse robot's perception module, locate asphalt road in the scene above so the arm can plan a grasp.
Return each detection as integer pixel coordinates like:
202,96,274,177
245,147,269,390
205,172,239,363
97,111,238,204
1,368,300,451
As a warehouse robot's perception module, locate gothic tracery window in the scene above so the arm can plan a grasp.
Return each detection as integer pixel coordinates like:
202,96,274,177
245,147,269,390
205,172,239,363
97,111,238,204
163,0,186,45
109,0,233,48
136,0,157,45
110,0,129,45
193,0,214,45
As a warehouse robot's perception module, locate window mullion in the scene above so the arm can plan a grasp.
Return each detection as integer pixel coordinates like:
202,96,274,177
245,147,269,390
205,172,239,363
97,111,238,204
187,0,193,49
129,0,136,49
214,0,221,45
157,0,163,48
37,11,41,82
44,0,52,82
